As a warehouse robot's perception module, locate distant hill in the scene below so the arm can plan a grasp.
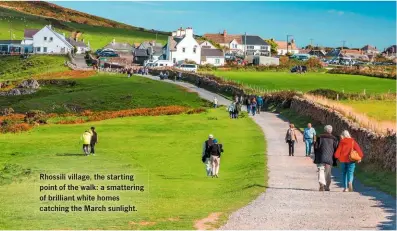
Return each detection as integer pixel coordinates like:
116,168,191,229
0,1,169,50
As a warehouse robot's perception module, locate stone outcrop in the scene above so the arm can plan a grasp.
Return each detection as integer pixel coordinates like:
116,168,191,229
0,79,40,96
18,79,40,89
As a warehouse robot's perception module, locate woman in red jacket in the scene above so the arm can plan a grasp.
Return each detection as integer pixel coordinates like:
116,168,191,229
334,130,364,192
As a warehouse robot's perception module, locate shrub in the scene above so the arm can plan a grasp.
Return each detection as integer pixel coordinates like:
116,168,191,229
24,110,48,124
1,123,32,133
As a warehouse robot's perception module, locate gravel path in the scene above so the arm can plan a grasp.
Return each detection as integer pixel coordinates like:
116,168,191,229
138,74,396,230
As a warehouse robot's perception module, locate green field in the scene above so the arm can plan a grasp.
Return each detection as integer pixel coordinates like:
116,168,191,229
0,74,206,113
0,109,266,229
209,71,396,94
0,7,167,50
341,100,396,121
0,55,68,81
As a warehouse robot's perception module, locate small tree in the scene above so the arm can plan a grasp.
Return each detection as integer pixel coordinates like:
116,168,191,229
265,39,278,56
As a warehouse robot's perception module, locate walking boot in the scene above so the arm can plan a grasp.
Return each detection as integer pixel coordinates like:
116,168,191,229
348,182,354,192
319,184,325,191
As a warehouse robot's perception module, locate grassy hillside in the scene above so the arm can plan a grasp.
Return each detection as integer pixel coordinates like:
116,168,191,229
0,55,68,81
0,109,266,229
0,74,206,113
0,3,168,50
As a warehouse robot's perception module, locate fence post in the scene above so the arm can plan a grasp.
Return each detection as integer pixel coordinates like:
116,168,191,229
336,94,339,101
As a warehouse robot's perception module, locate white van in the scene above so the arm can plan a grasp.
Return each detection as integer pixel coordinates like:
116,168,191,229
152,60,174,67
176,64,198,73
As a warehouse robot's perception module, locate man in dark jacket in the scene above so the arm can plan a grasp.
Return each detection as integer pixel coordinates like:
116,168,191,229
314,125,338,191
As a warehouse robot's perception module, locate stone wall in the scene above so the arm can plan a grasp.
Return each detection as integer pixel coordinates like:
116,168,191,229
149,69,246,97
148,68,396,172
290,96,396,172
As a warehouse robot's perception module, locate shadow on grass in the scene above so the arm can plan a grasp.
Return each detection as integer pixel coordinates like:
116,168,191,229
56,153,86,157
331,167,396,230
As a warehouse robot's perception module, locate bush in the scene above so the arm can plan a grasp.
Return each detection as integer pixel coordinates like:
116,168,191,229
328,66,396,79
0,107,14,116
24,110,48,124
1,123,32,133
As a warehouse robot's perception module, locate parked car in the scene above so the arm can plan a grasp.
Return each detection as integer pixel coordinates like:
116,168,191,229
98,51,119,57
291,65,307,73
176,64,198,73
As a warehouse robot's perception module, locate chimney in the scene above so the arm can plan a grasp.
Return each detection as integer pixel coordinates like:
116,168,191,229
172,31,176,36
180,29,186,36
176,28,181,37
223,30,227,37
185,27,193,37
48,24,52,29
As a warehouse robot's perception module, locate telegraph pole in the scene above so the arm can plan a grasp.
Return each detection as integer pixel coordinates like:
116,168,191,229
341,40,346,50
286,35,293,54
310,38,314,48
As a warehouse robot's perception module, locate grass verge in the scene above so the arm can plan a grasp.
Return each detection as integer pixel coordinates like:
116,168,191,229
0,109,267,229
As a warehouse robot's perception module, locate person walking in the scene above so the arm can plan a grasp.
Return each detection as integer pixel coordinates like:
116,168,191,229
334,130,364,192
228,102,236,119
285,123,298,156
213,97,218,108
209,139,223,178
303,123,316,157
81,130,92,156
251,97,257,116
245,97,251,114
314,125,338,191
90,127,98,156
235,101,241,119
256,95,263,114
202,134,215,177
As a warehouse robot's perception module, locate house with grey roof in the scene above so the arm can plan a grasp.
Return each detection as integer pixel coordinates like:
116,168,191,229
31,25,73,54
104,39,133,53
241,35,270,56
201,48,225,66
66,38,90,54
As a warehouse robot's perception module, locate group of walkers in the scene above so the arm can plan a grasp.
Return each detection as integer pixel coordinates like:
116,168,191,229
285,123,364,192
80,127,98,156
201,134,224,178
223,94,264,119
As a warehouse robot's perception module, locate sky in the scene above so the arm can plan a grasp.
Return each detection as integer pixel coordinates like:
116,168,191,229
55,1,397,50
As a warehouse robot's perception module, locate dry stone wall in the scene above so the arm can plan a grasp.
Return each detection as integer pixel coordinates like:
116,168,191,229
290,97,396,172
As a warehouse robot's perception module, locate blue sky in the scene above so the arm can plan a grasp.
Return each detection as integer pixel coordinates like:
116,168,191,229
55,1,396,50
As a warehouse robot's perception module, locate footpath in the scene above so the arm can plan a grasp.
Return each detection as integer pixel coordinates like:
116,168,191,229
138,74,396,230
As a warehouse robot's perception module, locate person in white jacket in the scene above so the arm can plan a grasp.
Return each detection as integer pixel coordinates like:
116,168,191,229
213,97,218,108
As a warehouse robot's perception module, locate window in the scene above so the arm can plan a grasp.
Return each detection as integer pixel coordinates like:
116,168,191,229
215,59,220,64
49,37,53,42
261,46,267,50
173,58,176,63
182,48,186,53
193,47,196,53
36,47,41,52
43,47,47,52
247,45,254,50
44,37,47,41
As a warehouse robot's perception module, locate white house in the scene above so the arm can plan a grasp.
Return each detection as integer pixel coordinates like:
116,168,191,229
32,25,73,54
203,30,243,54
164,27,201,64
241,35,270,56
201,48,225,66
275,40,300,55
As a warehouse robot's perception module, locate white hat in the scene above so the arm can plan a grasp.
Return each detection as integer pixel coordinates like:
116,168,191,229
209,134,214,139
